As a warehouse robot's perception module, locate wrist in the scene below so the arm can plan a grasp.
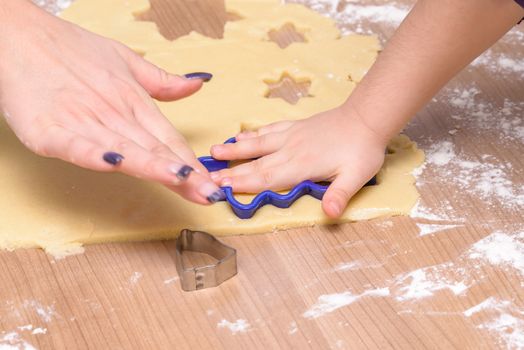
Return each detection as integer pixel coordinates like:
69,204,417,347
338,101,393,149
0,1,51,45
0,2,60,68
0,1,34,25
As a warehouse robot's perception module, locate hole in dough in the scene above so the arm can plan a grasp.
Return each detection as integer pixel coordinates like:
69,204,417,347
135,0,243,40
264,73,312,105
267,23,307,49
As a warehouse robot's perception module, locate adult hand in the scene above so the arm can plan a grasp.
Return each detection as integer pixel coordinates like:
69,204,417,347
0,1,224,204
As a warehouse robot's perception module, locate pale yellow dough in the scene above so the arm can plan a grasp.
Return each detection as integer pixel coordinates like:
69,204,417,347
0,0,424,256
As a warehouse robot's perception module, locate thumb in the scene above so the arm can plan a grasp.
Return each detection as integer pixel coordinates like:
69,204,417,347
122,48,209,101
322,171,368,218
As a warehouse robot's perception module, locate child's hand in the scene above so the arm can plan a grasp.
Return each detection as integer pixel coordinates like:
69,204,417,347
210,107,387,217
209,0,524,216
0,1,224,205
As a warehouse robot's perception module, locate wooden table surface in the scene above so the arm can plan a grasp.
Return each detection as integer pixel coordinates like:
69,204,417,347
1,1,523,349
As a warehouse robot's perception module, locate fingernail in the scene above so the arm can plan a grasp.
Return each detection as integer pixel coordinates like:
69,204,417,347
210,172,220,180
207,190,226,204
172,165,194,181
103,152,124,165
183,72,213,82
199,182,225,203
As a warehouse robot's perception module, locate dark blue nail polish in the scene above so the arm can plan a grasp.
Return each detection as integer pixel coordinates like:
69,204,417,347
207,190,226,204
103,152,124,165
176,165,194,180
184,72,213,82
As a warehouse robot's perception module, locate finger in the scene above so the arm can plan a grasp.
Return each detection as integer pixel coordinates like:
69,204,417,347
211,153,283,184
119,46,209,101
222,161,309,193
211,133,285,160
90,94,208,176
130,97,209,175
72,122,222,204
322,170,369,218
36,125,116,172
236,120,294,140
88,101,185,163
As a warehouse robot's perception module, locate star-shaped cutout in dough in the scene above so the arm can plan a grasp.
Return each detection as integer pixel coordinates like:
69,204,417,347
264,73,312,105
267,23,307,48
135,0,242,40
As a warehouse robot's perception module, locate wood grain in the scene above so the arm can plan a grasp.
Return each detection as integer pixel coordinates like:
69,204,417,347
1,0,523,349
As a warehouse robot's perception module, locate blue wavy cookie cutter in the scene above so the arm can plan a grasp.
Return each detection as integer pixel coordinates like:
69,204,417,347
198,137,377,219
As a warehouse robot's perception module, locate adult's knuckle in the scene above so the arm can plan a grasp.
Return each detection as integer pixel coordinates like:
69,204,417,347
112,139,130,152
164,135,186,149
150,142,171,155
157,68,171,86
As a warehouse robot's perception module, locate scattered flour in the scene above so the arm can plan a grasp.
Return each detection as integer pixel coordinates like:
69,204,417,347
376,220,394,228
333,261,361,271
472,49,524,78
426,141,455,166
422,138,523,211
502,27,524,45
31,328,46,335
445,87,524,143
333,260,384,272
303,287,389,319
11,325,46,338
464,297,511,317
129,272,142,285
411,163,426,178
32,0,73,14
0,333,37,350
293,0,410,35
217,319,251,335
288,321,298,335
465,298,524,349
416,223,462,237
481,313,524,349
163,276,179,285
22,300,56,323
393,229,524,303
332,3,410,26
394,268,468,302
468,231,524,276
410,200,463,223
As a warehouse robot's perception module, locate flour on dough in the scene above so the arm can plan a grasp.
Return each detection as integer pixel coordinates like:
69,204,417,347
0,0,424,256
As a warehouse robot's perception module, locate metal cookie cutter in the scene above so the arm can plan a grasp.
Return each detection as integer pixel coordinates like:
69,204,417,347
198,137,377,219
175,229,237,291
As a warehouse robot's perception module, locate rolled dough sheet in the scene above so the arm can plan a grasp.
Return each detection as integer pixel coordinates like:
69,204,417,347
0,0,424,256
